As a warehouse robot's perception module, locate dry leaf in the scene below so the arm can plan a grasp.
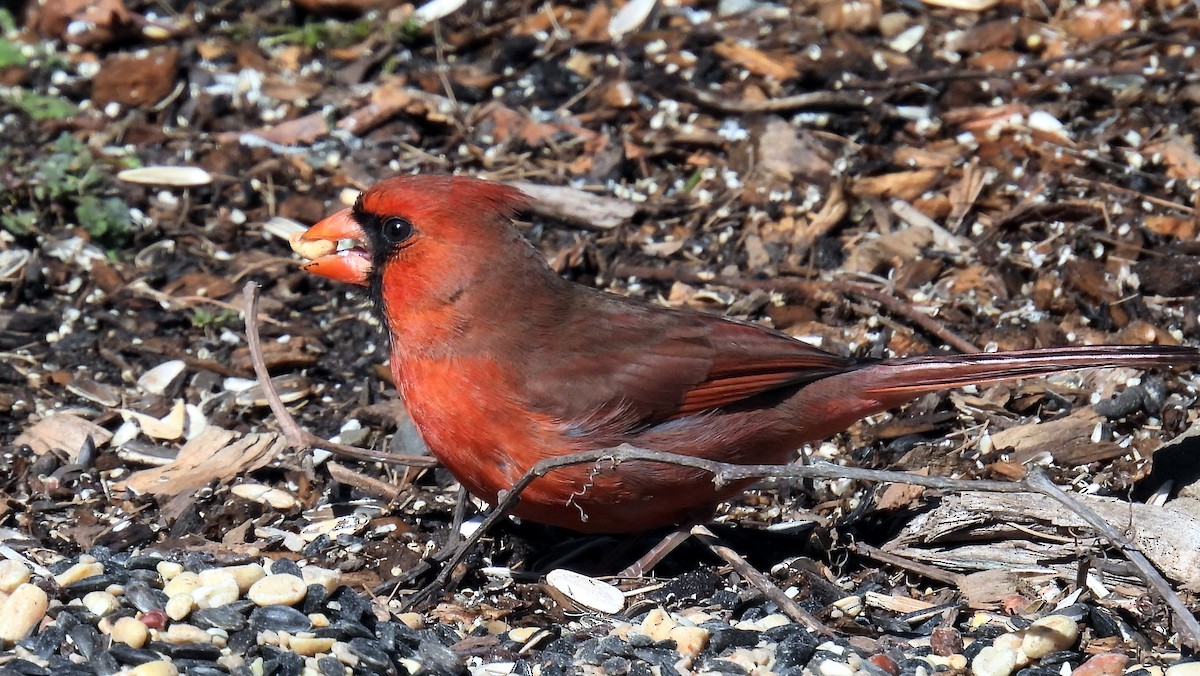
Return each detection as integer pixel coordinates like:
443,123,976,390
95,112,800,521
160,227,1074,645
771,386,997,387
229,112,330,147
758,118,834,182
844,227,933,274
14,413,113,460
27,0,132,47
117,427,285,498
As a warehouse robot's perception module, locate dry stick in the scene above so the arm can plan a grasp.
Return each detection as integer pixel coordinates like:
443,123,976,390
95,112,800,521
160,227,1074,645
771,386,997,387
690,524,832,636
241,282,436,468
1023,469,1200,651
686,88,891,115
830,281,981,355
393,443,1031,609
327,461,404,502
847,540,964,586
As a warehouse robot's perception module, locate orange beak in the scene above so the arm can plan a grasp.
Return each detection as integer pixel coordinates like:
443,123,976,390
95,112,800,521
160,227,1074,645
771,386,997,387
296,209,372,286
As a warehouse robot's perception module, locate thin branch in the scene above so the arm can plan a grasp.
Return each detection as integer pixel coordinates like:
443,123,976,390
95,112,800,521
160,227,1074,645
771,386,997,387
685,88,893,116
1024,469,1200,650
831,281,981,354
241,282,436,468
847,540,963,586
391,443,1030,608
691,524,833,636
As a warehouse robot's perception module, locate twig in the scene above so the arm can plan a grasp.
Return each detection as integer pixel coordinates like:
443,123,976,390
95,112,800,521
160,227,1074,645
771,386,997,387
391,443,1031,608
243,282,308,450
690,524,833,636
1024,469,1200,650
831,281,981,354
241,282,436,468
685,88,894,116
327,461,405,501
847,540,963,586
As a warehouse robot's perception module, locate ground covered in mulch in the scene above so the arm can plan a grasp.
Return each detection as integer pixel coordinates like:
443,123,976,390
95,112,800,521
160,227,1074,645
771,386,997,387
4,0,1200,674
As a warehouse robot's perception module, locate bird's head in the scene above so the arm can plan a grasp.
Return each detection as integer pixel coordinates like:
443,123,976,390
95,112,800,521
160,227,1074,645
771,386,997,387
298,174,531,310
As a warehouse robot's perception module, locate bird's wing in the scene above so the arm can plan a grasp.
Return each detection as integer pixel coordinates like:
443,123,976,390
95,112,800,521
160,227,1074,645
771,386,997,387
520,291,856,429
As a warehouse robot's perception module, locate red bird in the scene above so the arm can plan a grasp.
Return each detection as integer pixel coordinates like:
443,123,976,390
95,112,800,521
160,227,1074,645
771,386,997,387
298,175,1200,534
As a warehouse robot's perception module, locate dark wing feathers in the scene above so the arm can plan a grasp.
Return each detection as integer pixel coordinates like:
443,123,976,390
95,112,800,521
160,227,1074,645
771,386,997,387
521,289,856,429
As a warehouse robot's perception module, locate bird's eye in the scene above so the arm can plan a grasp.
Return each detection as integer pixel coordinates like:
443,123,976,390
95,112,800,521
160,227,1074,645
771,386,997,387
382,217,414,245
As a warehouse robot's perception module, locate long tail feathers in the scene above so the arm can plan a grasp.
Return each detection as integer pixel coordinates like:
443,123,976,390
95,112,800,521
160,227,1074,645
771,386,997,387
863,344,1200,397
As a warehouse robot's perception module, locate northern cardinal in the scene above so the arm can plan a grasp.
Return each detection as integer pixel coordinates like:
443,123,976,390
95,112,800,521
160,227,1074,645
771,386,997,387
297,174,1200,534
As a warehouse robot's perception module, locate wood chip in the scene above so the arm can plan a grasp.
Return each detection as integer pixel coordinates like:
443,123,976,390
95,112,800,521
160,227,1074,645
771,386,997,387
117,426,285,498
14,413,113,460
508,181,638,230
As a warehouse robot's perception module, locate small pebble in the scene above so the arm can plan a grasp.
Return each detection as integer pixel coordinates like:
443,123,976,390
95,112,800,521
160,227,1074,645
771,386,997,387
110,615,150,648
289,634,336,655
193,577,240,609
972,646,1021,676
1073,653,1129,676
819,658,856,676
0,560,31,593
54,560,104,587
1021,615,1079,658
931,626,963,656
1166,663,1200,676
165,593,194,621
0,583,48,642
248,573,307,606
156,561,184,580
163,572,202,598
301,566,341,593
160,622,211,644
82,590,121,616
224,563,267,592
641,608,676,642
128,660,179,676
396,612,424,630
670,625,710,658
